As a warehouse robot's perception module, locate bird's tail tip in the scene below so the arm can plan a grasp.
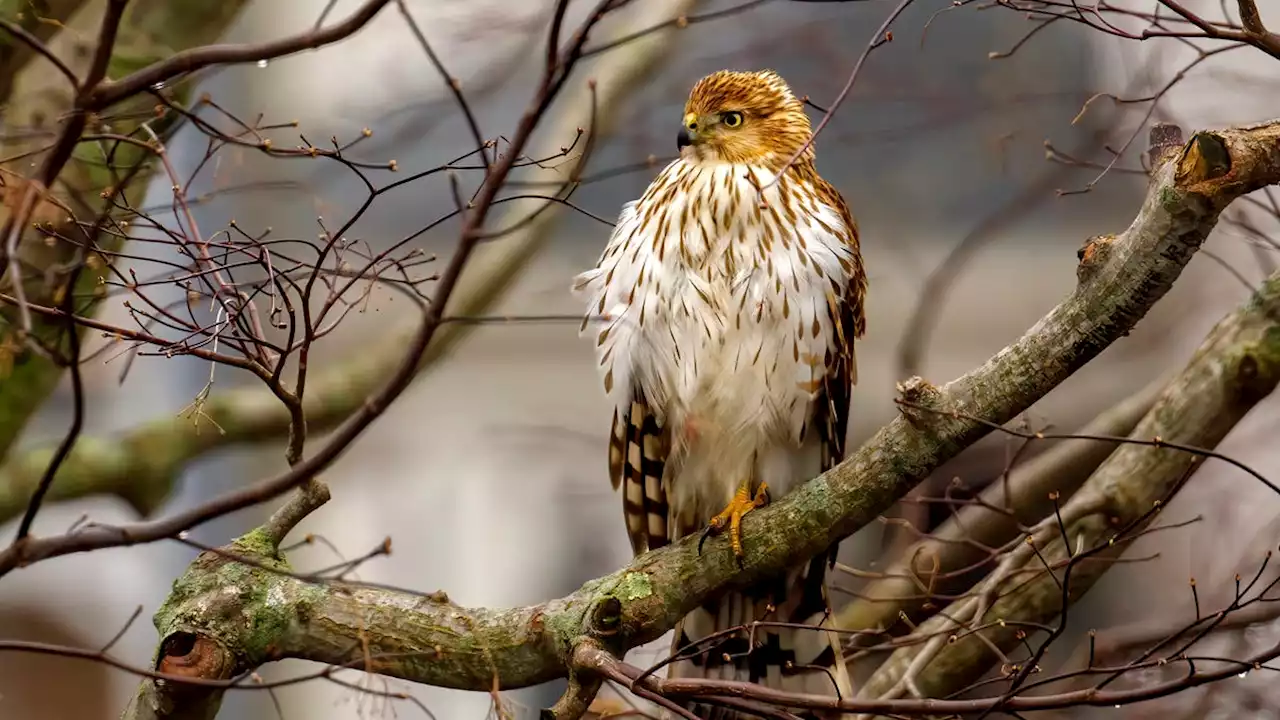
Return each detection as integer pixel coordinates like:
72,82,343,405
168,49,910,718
664,559,854,719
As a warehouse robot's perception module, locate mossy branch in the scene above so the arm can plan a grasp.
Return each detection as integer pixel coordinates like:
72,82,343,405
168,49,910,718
834,377,1162,639
124,118,1280,718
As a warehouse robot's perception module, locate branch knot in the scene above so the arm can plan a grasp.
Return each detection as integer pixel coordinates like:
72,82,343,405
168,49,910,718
1077,234,1116,283
895,376,943,427
1175,132,1233,187
589,595,623,638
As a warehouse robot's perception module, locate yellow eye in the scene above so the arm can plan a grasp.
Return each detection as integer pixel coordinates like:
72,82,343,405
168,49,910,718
721,111,743,128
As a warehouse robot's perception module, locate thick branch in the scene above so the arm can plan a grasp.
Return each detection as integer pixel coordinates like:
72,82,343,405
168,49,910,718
0,323,446,521
835,377,1162,638
125,119,1280,710
857,269,1280,702
0,0,88,103
85,0,393,111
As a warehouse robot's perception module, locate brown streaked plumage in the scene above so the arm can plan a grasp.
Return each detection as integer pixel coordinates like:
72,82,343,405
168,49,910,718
573,69,866,719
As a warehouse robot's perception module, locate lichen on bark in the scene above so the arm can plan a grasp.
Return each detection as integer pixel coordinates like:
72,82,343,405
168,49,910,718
153,529,322,666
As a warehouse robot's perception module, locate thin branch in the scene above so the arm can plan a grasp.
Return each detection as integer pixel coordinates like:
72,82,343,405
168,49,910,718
85,0,396,110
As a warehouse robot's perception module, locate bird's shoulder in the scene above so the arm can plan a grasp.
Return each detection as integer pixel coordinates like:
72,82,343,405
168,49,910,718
790,163,867,340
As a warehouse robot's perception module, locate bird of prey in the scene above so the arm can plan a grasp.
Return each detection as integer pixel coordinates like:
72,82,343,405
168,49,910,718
573,69,867,718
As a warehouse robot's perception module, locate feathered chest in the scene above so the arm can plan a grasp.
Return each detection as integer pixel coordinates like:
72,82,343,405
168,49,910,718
574,159,857,442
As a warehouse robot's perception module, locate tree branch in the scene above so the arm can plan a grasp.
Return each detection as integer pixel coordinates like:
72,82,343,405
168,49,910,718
0,0,89,104
84,0,394,111
122,118,1280,715
835,375,1163,639
857,263,1280,705
0,0,697,527
0,0,252,459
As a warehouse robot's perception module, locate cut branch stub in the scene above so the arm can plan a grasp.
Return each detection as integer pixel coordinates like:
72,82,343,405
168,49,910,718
1173,122,1280,205
124,528,324,719
1177,131,1233,187
894,376,947,428
156,632,233,680
1148,121,1184,168
1076,233,1117,282
589,595,624,638
151,528,320,670
125,630,235,720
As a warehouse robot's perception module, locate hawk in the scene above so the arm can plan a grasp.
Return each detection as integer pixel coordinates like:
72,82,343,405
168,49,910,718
573,69,866,718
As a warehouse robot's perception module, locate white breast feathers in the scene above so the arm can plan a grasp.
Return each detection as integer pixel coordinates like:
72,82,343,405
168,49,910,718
573,158,856,514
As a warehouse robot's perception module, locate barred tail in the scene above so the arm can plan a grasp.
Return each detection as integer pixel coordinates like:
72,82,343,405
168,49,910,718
611,400,671,556
667,553,853,720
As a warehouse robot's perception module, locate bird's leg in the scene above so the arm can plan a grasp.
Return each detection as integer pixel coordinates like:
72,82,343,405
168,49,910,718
699,480,769,564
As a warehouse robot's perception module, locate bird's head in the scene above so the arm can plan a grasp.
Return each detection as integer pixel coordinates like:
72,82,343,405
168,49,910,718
678,69,813,168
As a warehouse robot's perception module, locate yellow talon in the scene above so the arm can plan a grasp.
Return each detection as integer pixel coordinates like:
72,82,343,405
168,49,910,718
700,481,769,562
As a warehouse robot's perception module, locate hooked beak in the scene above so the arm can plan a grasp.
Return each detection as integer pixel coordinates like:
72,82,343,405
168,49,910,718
677,126,693,150
678,112,699,151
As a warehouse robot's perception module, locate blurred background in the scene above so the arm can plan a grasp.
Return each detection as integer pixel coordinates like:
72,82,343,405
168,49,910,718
2,0,1279,718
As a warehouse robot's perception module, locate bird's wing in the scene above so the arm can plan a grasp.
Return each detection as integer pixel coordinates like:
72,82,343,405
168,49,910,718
573,186,678,558
812,174,867,474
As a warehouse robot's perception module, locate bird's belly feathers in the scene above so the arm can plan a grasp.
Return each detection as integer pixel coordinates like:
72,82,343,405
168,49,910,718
631,267,830,523
649,281,809,448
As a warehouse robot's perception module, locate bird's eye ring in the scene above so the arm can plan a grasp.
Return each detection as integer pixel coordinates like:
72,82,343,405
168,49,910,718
721,111,743,128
